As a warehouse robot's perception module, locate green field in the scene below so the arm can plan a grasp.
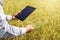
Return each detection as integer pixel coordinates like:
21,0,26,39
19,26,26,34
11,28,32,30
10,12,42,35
0,0,60,40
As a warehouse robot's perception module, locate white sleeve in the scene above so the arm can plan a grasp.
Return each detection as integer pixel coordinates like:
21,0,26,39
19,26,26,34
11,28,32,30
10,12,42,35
20,28,26,34
7,25,26,36
6,15,12,21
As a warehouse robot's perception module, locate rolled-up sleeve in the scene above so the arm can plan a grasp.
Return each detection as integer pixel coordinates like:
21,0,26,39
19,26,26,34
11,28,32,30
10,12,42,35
20,28,26,35
7,25,26,36
6,15,12,21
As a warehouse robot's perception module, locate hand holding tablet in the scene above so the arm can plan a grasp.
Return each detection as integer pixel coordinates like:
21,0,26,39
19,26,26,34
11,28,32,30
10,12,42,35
15,6,36,21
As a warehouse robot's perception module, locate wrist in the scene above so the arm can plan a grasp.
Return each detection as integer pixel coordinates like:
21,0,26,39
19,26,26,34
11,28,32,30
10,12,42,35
12,16,16,19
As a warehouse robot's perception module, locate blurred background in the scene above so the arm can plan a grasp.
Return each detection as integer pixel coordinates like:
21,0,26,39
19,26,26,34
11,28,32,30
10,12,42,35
0,0,60,40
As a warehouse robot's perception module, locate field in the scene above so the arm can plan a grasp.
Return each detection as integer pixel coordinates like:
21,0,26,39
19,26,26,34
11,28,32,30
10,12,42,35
0,0,60,40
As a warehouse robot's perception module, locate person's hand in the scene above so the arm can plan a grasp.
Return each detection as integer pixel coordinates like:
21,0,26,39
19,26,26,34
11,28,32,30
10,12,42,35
12,12,20,19
26,24,34,33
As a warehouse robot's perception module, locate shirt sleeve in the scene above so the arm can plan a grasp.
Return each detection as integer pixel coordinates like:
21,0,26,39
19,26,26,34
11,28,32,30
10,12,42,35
20,28,26,35
7,25,26,36
5,15,12,21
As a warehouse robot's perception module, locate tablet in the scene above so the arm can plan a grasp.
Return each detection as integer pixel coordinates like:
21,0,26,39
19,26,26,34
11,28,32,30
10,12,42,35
15,6,36,21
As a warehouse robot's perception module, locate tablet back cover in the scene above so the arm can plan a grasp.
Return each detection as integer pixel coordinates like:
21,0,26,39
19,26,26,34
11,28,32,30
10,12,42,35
15,6,36,21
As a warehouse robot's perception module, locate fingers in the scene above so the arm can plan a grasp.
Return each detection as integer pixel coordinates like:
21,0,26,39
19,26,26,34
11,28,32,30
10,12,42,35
13,12,20,16
14,13,18,16
30,26,34,29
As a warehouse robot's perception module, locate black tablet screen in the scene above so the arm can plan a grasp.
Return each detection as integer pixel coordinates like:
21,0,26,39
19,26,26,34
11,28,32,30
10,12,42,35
15,6,36,21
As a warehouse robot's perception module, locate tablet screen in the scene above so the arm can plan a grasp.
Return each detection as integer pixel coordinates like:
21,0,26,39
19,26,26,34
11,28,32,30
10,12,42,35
15,6,36,21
